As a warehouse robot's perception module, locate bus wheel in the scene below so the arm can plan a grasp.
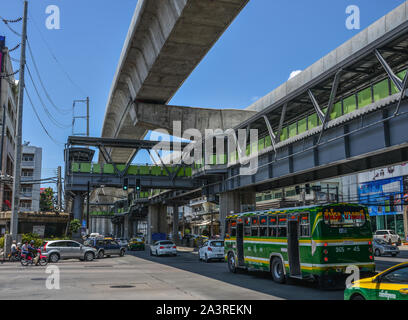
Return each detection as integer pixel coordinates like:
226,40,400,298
227,253,237,273
350,293,365,300
271,258,285,284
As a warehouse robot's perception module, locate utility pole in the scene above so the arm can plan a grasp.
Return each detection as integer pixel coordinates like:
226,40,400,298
57,166,62,211
86,181,90,232
0,41,5,175
10,1,28,240
0,42,6,214
86,97,89,137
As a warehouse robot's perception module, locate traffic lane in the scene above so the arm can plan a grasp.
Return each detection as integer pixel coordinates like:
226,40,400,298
127,249,344,300
0,255,279,300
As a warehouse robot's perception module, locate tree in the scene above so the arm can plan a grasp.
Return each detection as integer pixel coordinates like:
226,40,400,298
69,219,81,234
40,187,55,211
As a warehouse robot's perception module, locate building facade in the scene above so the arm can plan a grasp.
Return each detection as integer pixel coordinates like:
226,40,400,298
0,38,18,212
358,164,408,238
20,144,42,212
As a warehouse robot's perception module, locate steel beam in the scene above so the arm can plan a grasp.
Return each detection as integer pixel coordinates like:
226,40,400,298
307,90,325,123
276,103,287,143
375,49,404,92
316,69,343,145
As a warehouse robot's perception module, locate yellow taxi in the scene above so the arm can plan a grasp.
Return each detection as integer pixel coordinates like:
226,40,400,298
344,262,408,300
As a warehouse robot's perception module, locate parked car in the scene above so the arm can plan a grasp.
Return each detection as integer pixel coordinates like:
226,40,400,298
373,238,400,257
345,262,408,300
374,230,401,245
115,238,129,247
198,240,224,262
42,240,97,263
134,233,145,240
84,238,126,259
150,240,177,256
128,237,145,251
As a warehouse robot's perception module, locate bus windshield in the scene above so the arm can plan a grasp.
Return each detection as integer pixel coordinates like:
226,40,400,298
322,205,366,227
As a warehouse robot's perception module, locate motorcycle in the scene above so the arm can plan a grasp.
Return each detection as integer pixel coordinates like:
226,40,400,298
8,249,21,262
20,249,48,266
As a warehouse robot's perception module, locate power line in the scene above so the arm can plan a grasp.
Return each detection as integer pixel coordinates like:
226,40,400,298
25,88,65,146
0,17,21,37
26,39,71,114
26,63,71,129
25,10,87,96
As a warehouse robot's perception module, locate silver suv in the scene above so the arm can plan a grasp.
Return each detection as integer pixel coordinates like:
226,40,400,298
42,240,97,263
374,230,401,245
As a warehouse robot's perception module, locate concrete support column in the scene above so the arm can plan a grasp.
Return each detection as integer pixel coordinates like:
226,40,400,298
124,215,130,239
104,218,110,236
404,206,408,242
172,205,179,244
73,194,84,221
219,189,256,238
147,204,168,244
133,220,138,236
91,217,95,233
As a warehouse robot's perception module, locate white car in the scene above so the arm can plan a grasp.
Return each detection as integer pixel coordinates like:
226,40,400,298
115,238,129,247
374,230,401,245
198,240,225,262
150,240,177,256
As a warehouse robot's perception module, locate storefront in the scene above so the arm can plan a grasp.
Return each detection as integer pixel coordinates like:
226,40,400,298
358,176,405,237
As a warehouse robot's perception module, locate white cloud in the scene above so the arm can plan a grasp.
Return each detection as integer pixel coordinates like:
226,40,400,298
288,70,302,80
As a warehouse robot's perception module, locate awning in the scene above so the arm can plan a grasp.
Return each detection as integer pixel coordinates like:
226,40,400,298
191,220,219,227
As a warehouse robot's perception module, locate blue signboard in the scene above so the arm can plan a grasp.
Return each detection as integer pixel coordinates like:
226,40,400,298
358,177,403,216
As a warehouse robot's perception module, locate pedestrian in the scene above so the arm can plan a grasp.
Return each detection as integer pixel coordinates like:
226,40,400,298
11,241,17,255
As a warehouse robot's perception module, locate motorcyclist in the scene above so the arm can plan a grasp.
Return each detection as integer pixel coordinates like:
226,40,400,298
21,241,29,259
11,241,17,255
28,240,36,261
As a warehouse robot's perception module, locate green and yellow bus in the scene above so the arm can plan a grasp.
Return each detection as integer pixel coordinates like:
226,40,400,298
224,203,375,287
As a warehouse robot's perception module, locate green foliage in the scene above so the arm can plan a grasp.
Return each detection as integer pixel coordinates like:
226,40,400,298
21,233,43,247
40,187,55,211
0,237,4,249
69,219,81,233
184,229,190,235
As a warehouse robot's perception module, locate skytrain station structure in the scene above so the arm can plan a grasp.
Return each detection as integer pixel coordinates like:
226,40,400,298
64,1,408,243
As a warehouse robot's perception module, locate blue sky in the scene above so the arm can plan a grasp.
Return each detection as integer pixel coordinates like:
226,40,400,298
0,0,406,189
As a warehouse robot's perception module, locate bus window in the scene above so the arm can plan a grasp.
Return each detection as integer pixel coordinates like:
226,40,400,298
244,217,251,236
277,215,287,237
225,220,231,236
322,206,366,228
251,217,259,236
231,220,237,237
259,216,268,237
300,213,310,237
269,216,277,237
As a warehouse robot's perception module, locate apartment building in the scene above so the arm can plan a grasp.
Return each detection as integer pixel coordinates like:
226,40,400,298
0,37,18,211
20,144,42,212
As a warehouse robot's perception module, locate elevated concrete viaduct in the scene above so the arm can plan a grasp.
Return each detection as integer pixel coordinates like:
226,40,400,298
130,102,256,135
99,2,408,243
101,0,250,163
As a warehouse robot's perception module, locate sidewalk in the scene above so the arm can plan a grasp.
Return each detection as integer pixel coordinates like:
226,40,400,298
176,246,198,253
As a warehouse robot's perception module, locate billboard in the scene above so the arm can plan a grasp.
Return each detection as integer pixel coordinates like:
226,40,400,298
358,176,403,216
